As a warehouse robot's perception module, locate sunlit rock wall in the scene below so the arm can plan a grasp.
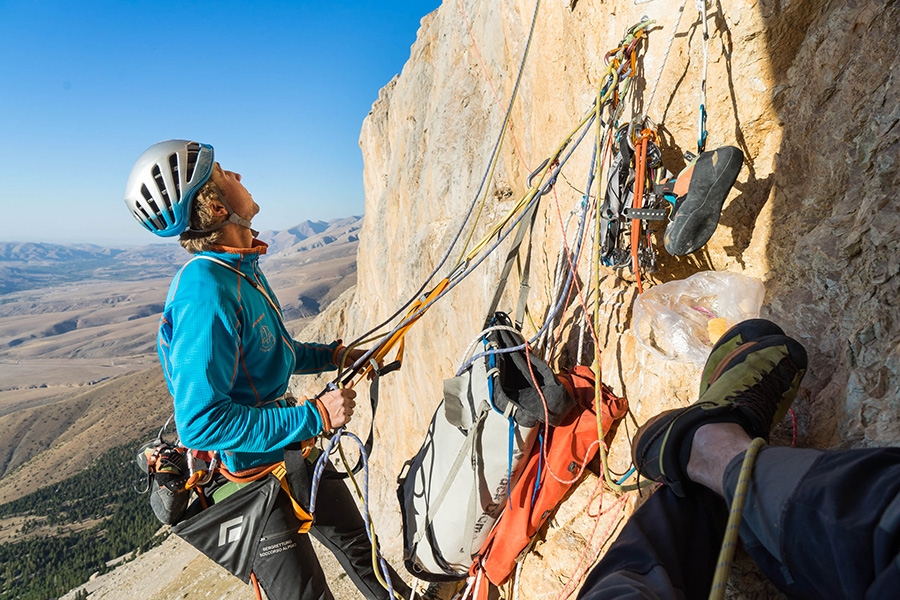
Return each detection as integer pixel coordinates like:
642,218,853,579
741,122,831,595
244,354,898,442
300,0,900,596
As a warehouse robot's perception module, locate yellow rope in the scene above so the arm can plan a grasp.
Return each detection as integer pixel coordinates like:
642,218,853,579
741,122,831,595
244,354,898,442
708,437,766,600
455,114,514,266
458,108,594,266
587,20,661,494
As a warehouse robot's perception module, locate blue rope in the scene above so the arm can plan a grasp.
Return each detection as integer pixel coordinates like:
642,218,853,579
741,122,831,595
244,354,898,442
507,418,514,502
309,429,396,599
531,431,544,507
616,466,636,486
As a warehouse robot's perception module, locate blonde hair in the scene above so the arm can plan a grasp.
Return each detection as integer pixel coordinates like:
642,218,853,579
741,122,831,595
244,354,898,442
178,177,227,254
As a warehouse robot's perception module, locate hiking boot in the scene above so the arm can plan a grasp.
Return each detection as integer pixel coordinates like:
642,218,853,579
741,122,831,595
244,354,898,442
663,146,744,256
699,318,785,396
632,334,807,497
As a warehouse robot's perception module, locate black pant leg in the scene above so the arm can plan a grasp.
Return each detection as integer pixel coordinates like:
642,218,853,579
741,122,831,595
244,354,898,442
311,472,412,600
729,447,900,599
252,489,334,600
578,485,728,600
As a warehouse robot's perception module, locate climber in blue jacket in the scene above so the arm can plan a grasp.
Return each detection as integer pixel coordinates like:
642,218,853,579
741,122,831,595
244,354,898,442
125,139,411,600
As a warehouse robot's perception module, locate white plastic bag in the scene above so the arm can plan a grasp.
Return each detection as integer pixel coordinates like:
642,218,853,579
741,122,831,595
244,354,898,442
633,271,765,364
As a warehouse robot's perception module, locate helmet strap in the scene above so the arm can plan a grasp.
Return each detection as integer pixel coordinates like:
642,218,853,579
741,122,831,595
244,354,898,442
183,181,258,238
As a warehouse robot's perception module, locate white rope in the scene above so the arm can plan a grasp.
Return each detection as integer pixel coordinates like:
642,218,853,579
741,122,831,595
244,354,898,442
642,0,690,122
472,570,484,600
457,576,476,600
458,325,524,367
512,560,524,600
577,206,598,366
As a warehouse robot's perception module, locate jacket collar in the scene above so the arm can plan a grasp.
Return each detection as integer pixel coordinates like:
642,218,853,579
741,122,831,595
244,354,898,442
198,239,269,273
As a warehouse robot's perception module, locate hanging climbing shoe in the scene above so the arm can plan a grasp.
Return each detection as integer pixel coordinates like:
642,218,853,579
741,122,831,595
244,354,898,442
660,146,744,256
138,441,192,524
698,318,785,396
631,333,807,497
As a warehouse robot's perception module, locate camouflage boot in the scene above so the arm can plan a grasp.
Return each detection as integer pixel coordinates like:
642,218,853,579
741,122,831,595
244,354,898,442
632,333,807,497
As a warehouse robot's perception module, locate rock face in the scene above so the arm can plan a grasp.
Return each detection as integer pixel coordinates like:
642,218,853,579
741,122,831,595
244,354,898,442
299,0,900,597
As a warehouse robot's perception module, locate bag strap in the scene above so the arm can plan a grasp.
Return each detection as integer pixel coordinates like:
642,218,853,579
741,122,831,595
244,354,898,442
271,462,314,534
484,200,540,329
412,402,491,549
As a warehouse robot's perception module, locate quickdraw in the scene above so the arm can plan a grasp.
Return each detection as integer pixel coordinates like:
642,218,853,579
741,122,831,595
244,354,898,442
599,121,671,292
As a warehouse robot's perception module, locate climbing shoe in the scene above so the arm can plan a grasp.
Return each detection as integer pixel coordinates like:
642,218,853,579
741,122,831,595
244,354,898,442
632,333,807,497
137,441,192,525
661,146,744,256
698,318,785,396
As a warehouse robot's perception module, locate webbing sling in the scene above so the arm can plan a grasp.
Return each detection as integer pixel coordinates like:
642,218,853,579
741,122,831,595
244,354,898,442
355,278,451,380
322,278,449,479
631,135,650,294
484,199,540,329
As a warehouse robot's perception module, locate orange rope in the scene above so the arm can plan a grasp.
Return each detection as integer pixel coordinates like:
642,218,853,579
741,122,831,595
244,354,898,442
555,492,631,599
250,572,263,600
631,135,649,294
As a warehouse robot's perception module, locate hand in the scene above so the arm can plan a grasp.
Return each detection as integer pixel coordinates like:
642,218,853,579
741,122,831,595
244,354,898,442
339,346,383,379
319,387,357,429
338,346,370,366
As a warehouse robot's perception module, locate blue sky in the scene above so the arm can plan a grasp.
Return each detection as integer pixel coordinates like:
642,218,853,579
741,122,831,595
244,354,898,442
0,0,440,245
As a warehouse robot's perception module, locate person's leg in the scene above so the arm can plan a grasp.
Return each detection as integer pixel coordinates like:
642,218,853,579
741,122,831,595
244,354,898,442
577,484,729,600
252,489,334,600
311,469,412,600
719,443,900,599
582,324,806,598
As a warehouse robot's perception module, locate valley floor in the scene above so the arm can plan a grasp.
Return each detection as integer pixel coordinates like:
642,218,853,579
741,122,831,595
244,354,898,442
0,356,154,417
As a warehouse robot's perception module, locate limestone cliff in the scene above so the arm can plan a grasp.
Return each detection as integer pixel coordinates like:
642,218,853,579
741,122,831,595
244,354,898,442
299,0,899,597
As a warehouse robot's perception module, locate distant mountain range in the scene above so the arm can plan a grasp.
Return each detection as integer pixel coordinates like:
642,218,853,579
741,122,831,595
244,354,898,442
0,217,362,296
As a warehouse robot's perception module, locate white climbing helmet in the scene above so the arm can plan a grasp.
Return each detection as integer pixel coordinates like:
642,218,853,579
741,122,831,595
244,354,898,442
124,140,215,237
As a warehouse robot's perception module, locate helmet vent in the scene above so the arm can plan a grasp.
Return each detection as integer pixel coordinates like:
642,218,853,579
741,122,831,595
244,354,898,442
151,164,177,227
185,142,201,180
132,207,153,231
168,153,182,199
151,165,172,210
140,184,165,230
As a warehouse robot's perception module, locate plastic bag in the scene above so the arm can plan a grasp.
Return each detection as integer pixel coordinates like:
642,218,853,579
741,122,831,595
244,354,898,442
633,271,765,364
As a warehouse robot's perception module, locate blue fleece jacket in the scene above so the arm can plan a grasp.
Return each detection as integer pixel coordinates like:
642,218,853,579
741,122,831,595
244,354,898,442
157,241,338,472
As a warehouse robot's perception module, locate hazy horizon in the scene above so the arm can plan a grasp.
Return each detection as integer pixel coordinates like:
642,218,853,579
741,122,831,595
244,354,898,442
0,215,364,248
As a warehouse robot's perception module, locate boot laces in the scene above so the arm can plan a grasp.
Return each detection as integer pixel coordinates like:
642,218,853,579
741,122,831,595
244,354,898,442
729,356,800,427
